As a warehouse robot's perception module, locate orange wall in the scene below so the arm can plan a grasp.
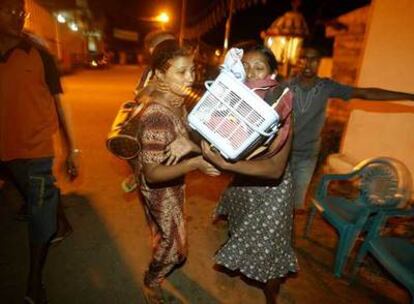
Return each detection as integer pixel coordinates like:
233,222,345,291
357,0,414,96
24,0,88,71
24,0,59,56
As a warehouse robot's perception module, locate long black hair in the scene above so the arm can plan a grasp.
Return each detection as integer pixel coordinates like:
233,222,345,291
151,40,193,72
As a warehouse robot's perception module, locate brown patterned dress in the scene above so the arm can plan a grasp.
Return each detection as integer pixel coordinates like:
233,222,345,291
137,102,189,287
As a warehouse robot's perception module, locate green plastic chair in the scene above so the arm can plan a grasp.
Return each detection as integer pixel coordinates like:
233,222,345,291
352,208,414,304
304,157,412,277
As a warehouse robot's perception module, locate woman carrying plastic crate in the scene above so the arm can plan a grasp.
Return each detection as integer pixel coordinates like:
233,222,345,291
202,45,298,304
136,40,220,303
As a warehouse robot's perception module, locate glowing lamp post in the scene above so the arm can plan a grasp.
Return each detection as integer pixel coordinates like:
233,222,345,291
262,9,308,77
69,22,79,32
138,11,170,29
155,11,170,30
56,14,66,24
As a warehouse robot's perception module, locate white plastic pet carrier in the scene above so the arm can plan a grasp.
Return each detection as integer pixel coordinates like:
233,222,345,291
188,70,280,161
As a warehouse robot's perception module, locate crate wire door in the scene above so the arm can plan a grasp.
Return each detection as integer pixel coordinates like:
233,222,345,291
188,70,279,160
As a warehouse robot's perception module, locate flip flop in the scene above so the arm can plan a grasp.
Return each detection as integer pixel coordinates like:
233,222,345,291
121,177,137,193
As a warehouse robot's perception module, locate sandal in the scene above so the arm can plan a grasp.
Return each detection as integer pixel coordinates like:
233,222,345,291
121,175,137,193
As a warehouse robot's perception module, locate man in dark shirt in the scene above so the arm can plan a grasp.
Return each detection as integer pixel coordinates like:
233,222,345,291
286,47,414,211
0,0,79,302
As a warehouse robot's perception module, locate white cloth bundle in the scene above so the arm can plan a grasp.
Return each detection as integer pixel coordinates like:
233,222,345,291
221,48,246,82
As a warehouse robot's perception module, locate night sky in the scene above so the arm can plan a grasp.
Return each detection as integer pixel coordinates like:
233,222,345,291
89,0,370,52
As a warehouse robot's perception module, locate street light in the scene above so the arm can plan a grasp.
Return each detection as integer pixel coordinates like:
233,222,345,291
69,22,79,32
56,13,66,24
155,12,170,24
138,11,170,30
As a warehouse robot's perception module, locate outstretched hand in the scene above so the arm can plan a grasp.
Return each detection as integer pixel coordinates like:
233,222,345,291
165,136,196,165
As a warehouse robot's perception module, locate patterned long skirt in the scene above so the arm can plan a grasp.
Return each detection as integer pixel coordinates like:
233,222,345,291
140,185,187,287
214,169,298,283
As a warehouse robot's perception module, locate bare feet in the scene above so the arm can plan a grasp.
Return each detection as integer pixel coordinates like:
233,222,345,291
143,284,165,304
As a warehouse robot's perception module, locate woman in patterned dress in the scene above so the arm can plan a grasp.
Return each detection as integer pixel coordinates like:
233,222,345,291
202,45,298,304
137,40,220,303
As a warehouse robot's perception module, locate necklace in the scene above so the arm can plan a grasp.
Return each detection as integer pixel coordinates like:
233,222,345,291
295,78,321,113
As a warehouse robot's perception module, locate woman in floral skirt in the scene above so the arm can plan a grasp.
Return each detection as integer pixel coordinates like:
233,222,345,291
202,45,298,304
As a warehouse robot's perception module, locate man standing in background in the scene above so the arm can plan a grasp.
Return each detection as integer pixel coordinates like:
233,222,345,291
0,0,79,302
286,47,414,212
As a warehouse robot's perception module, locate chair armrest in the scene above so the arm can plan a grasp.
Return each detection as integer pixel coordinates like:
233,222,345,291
365,207,414,240
380,207,414,218
316,171,361,200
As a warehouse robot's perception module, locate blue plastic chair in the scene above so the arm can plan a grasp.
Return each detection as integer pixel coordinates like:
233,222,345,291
304,157,412,277
352,208,414,304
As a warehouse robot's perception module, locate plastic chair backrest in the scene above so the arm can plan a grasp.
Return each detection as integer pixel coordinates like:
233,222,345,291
354,157,412,208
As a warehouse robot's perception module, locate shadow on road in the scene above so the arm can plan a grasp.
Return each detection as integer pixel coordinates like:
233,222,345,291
0,187,144,304
168,269,221,304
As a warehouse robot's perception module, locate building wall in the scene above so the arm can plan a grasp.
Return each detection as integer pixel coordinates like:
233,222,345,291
326,2,414,121
25,0,59,56
357,0,414,95
321,2,414,170
351,0,414,115
324,6,371,121
317,57,333,78
322,0,414,185
24,0,90,72
326,6,370,86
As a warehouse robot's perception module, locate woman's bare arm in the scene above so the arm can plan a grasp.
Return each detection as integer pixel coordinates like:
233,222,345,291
202,125,292,179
